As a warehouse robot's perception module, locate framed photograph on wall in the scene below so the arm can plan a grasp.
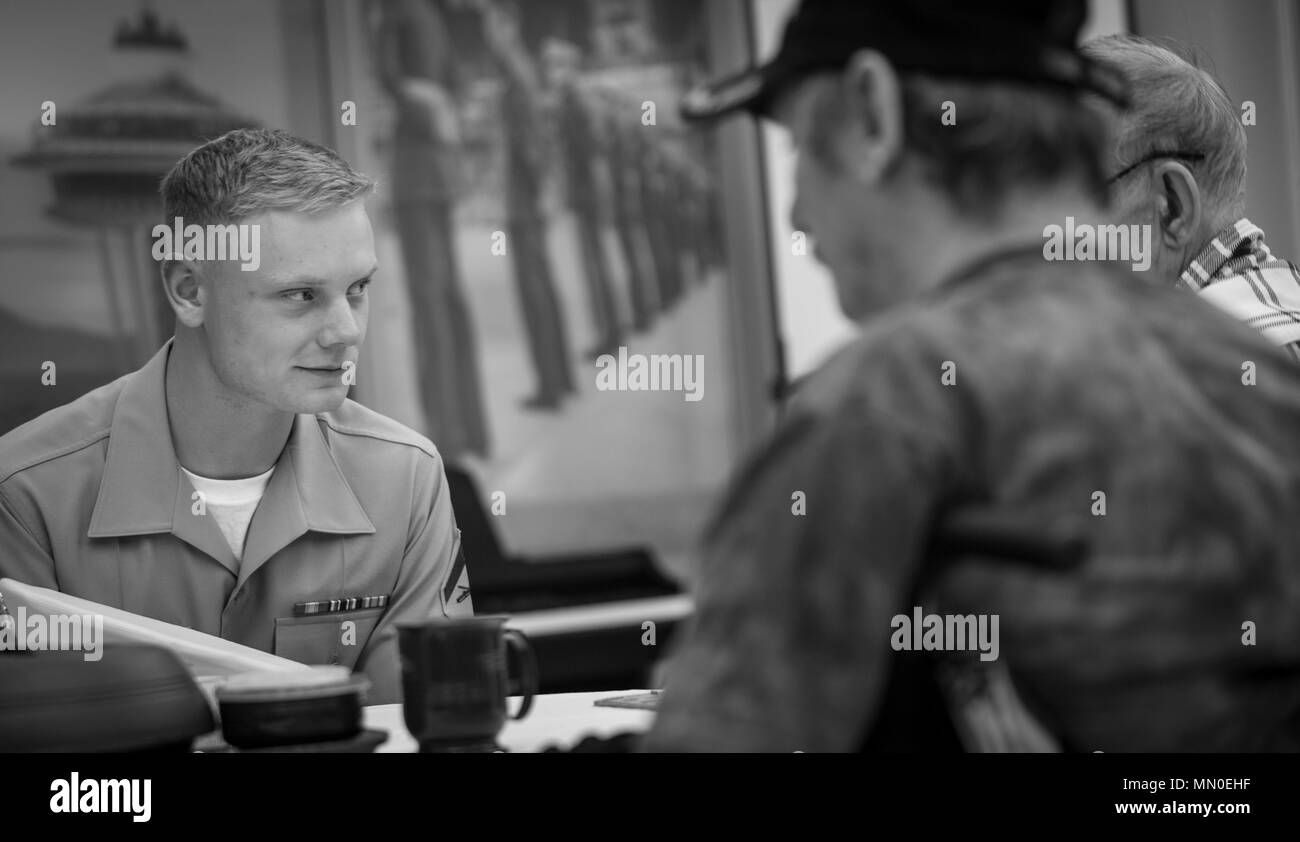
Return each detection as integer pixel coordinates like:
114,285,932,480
336,0,780,576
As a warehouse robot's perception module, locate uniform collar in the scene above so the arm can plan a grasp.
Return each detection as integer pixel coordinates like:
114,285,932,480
88,339,375,580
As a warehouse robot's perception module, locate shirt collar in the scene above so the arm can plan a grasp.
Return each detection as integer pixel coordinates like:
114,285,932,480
930,242,1049,296
88,339,375,577
1179,218,1265,291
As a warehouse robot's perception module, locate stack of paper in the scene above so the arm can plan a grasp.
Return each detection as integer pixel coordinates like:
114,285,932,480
0,577,308,678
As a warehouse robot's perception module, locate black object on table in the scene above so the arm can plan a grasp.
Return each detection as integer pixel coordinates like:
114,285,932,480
445,464,683,614
0,643,215,752
445,464,684,693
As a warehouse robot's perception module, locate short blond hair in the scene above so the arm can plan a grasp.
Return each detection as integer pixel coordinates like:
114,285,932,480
160,128,375,226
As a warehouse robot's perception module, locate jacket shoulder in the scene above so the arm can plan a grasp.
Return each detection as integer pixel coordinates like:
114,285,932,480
0,374,126,484
318,400,441,464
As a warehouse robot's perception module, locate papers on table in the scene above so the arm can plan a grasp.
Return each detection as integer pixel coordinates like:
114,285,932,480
0,577,307,679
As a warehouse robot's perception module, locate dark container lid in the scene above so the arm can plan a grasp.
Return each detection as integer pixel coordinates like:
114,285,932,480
0,643,216,752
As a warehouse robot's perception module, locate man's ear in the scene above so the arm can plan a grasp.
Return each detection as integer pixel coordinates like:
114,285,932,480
161,259,206,329
1151,161,1202,249
838,48,904,183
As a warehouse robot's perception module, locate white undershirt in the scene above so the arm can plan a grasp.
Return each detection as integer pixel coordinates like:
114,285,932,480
181,466,275,563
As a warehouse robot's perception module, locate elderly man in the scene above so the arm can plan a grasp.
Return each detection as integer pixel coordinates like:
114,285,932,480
642,0,1300,752
1083,35,1300,361
0,129,472,705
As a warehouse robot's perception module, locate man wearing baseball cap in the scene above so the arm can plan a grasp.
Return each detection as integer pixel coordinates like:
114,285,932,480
644,0,1300,751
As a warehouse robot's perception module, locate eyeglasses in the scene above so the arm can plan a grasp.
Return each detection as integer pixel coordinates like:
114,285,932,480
1106,150,1206,185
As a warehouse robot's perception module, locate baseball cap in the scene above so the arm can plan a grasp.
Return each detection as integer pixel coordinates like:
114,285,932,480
680,0,1130,122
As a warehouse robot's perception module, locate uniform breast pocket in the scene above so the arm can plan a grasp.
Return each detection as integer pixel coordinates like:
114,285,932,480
273,607,385,668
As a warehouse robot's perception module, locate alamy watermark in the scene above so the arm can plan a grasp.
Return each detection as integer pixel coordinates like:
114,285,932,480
151,217,261,271
890,606,999,662
0,608,103,661
50,773,151,822
1043,217,1151,271
595,346,704,402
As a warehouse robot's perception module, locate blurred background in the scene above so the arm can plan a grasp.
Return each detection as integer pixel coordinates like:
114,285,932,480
2,0,1299,687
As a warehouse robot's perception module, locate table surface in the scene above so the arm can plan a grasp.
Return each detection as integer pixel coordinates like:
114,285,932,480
364,690,658,752
505,594,693,637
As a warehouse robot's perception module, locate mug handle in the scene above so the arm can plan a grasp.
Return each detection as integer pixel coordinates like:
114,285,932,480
504,629,538,720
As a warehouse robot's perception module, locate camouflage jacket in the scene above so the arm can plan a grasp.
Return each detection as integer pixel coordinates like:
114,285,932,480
645,246,1300,752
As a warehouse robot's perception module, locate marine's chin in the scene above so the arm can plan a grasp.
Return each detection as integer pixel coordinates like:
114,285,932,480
285,386,350,415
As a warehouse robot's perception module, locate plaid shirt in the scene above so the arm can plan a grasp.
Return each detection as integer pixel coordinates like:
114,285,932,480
645,246,1300,753
1181,218,1300,361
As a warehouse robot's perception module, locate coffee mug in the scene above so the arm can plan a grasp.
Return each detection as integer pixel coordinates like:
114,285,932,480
397,616,538,752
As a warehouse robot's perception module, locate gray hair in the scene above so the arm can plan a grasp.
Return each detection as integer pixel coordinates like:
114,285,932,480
161,128,375,226
1080,35,1247,220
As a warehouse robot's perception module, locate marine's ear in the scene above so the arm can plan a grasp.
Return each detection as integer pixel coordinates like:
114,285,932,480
161,258,207,329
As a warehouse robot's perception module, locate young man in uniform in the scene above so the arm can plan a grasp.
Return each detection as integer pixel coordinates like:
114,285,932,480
0,129,472,705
